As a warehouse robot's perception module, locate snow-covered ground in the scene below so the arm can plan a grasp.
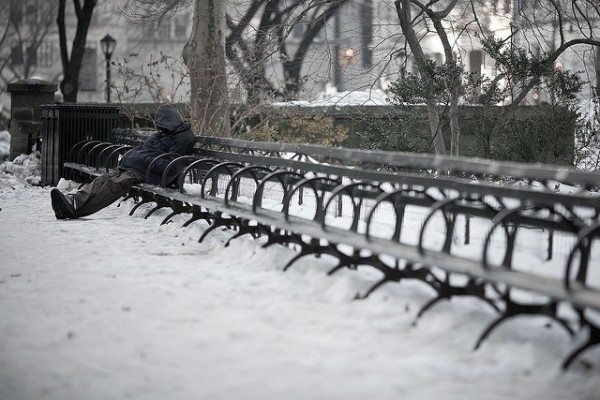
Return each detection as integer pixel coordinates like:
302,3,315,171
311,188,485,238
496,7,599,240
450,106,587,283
1,176,600,399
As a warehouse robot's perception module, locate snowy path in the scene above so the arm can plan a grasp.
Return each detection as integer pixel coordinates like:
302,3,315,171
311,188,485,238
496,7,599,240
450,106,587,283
1,183,599,400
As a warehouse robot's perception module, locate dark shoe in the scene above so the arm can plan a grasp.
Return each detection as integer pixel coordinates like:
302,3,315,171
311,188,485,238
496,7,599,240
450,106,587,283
51,188,76,219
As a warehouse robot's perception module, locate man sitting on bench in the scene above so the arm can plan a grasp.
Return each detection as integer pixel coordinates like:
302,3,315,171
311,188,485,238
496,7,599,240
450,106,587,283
50,104,195,220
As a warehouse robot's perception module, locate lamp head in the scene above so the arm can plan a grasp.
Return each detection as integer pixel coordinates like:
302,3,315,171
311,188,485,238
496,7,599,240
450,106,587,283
100,34,116,59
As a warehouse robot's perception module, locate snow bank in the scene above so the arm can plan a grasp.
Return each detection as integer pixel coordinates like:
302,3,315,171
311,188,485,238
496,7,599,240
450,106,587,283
0,130,10,162
1,172,600,399
0,152,41,188
56,177,80,192
273,89,391,107
1,182,599,400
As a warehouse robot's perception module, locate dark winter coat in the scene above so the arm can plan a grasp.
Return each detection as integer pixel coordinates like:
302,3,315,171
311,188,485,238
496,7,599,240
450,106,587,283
119,105,195,186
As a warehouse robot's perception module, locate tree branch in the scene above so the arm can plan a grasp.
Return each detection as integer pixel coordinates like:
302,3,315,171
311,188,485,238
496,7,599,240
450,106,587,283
73,0,83,19
58,0,70,70
437,0,459,19
548,0,565,45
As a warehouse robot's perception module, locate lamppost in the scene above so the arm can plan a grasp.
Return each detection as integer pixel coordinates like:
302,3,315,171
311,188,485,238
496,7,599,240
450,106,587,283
100,34,116,103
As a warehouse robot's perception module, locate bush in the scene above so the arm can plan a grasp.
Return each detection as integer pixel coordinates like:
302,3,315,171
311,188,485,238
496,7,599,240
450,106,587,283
237,110,348,147
353,111,431,153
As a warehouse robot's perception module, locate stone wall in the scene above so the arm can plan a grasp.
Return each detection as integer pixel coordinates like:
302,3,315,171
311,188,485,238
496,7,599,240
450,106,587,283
8,79,57,159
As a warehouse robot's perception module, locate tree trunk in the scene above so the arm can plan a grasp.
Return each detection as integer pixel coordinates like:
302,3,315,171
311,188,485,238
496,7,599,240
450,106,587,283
431,19,461,156
448,87,460,156
281,0,348,101
283,59,302,100
183,0,231,136
395,0,446,155
57,0,96,103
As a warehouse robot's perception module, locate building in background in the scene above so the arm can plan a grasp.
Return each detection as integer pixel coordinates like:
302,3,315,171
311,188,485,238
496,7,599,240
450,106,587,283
1,0,599,112
0,1,191,112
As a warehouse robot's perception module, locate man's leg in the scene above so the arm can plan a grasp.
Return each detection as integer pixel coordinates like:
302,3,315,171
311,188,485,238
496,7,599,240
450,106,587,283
72,171,142,218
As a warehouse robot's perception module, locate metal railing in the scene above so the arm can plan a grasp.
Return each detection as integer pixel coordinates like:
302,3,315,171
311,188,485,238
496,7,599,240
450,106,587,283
40,104,121,185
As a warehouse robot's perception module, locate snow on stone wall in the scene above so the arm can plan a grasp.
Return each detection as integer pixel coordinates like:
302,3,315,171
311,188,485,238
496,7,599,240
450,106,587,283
273,89,391,107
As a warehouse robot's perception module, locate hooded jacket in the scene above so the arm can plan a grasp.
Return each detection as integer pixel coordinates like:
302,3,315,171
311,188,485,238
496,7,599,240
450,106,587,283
119,105,195,186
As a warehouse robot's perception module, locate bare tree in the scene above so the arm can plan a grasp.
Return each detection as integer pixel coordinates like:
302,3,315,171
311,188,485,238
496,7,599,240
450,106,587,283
392,0,600,156
0,0,57,88
184,0,231,135
225,0,349,103
57,0,97,102
394,0,449,155
277,0,349,99
225,0,280,104
125,0,231,135
487,0,600,109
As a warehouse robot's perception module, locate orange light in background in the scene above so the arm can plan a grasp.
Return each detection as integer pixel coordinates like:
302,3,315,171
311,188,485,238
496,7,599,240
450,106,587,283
340,48,358,65
554,61,563,71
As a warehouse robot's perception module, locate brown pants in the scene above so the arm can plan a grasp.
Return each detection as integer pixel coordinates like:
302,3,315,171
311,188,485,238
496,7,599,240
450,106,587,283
73,170,142,218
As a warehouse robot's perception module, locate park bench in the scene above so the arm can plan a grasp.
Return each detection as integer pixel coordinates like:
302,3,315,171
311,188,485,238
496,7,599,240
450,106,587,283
62,128,600,369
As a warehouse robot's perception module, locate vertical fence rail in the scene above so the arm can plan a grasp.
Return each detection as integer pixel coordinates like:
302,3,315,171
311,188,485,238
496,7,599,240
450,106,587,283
40,104,121,186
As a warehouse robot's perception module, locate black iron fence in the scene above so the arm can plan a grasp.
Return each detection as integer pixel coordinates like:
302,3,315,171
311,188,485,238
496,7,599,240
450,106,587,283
40,104,120,185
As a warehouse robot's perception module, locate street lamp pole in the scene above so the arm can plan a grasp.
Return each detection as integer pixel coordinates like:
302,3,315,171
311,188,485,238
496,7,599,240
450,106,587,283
105,56,111,103
100,34,117,103
333,10,342,91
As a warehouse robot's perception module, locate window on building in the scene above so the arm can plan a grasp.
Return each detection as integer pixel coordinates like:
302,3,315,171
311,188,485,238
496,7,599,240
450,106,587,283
469,50,483,94
469,50,483,80
360,0,373,68
174,15,188,38
141,22,156,40
11,44,23,66
9,1,23,26
26,45,37,66
292,21,307,41
291,21,325,43
78,46,98,91
24,4,38,25
39,42,53,68
314,25,325,42
156,20,171,40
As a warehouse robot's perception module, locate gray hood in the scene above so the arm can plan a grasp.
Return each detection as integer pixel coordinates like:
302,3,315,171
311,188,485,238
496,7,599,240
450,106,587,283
154,104,186,134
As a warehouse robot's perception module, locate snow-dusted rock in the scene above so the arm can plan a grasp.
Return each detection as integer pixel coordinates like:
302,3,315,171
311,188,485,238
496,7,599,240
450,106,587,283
0,152,41,186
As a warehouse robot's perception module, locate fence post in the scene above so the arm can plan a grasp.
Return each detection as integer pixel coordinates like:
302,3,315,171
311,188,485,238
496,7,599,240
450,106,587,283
40,103,121,186
547,230,554,261
7,78,57,160
464,215,471,245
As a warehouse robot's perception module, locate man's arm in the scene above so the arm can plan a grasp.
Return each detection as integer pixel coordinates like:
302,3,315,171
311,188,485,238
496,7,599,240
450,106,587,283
144,132,161,145
169,131,196,155
118,132,160,167
147,131,194,178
